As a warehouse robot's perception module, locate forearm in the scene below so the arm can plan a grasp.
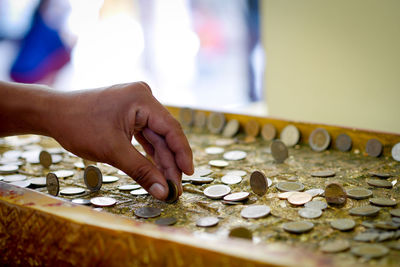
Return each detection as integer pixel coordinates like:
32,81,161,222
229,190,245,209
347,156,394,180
0,81,61,137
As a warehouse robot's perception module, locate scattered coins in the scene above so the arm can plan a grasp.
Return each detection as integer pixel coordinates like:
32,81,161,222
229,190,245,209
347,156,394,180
90,197,116,207
276,182,304,192
367,179,393,188
330,218,356,231
223,150,247,161
205,146,224,155
135,207,161,218
250,171,268,196
60,187,85,196
298,208,322,219
118,184,141,191
194,111,207,129
39,150,52,168
102,175,119,183
261,123,276,141
221,174,242,185
196,216,219,227
3,174,26,182
130,188,149,195
349,206,380,217
240,205,271,219
207,112,226,134
310,170,336,178
28,177,47,187
270,140,288,163
46,172,59,196
165,180,179,203
282,221,314,234
288,192,312,206
208,160,229,167
72,198,91,205
392,142,400,161
244,120,260,137
365,139,383,157
280,125,300,147
335,133,352,152
223,192,250,202
53,170,74,178
351,244,389,259
204,184,231,199
155,217,177,226
309,128,331,152
222,119,240,138
325,183,346,205
305,200,327,210
84,165,102,192
229,227,252,240
10,180,31,188
320,240,350,253
179,107,194,127
369,197,397,207
346,187,373,200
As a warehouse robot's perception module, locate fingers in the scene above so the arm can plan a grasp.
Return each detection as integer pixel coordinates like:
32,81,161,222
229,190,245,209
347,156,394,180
110,136,168,200
142,128,183,195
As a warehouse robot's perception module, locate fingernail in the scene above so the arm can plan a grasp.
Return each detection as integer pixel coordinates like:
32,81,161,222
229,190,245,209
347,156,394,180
149,183,167,200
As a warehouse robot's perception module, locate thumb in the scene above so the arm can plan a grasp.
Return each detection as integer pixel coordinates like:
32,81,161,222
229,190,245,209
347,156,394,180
110,138,168,200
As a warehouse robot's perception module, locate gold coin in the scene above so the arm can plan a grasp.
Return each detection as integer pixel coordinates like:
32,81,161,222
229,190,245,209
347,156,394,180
84,165,103,192
244,119,260,137
39,150,52,169
261,123,276,141
165,180,179,204
309,128,331,152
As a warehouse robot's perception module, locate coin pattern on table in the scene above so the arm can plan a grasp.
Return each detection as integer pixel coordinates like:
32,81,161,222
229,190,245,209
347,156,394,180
196,216,219,227
204,184,231,199
261,123,276,141
282,221,314,234
221,174,242,185
335,133,352,152
365,138,383,157
325,183,346,205
330,218,356,231
90,197,116,207
309,128,331,152
241,205,271,219
270,140,288,163
346,187,373,200
207,112,226,134
280,124,300,147
134,207,161,218
222,119,240,138
223,150,247,161
250,171,268,196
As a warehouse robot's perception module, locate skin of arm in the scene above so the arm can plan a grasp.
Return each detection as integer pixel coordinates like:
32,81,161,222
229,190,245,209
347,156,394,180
0,80,194,200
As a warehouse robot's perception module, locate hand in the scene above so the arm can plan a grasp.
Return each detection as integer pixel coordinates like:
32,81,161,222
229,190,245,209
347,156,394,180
47,82,194,200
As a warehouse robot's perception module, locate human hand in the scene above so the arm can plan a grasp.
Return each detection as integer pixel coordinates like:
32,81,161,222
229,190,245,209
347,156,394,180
47,82,193,200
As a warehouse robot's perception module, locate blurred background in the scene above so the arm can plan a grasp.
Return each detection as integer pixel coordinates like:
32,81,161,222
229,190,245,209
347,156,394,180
0,0,265,114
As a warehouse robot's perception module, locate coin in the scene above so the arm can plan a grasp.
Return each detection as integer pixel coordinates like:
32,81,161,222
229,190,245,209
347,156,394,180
335,133,352,152
392,142,400,161
102,175,119,183
215,138,235,146
365,138,383,157
261,123,276,141
325,183,346,205
304,188,324,197
2,150,22,160
84,165,102,192
193,167,213,177
39,150,52,168
369,197,397,207
250,171,268,196
276,182,304,192
351,244,389,258
47,147,65,154
229,227,252,240
74,162,85,169
280,125,300,147
367,179,392,188
179,107,194,127
130,188,148,195
390,209,400,217
222,119,240,138
134,207,161,218
270,140,288,163
53,170,74,178
278,192,295,199
368,171,391,179
330,218,356,231
320,240,350,253
282,221,314,234
10,180,31,188
207,112,226,134
223,192,250,202
28,177,46,187
46,172,59,196
310,170,336,178
226,170,247,177
240,205,271,219
309,128,331,152
196,216,219,227
245,120,260,137
298,208,322,219
349,205,380,216
72,198,91,205
118,184,141,191
194,111,207,129
204,184,231,199
221,174,242,185
155,217,177,226
223,150,247,161
190,177,214,185
374,221,399,230
0,164,19,174
208,160,229,167
346,187,373,200
305,200,327,210
165,180,179,203
60,187,85,195
205,146,224,155
3,174,27,182
288,192,312,206
90,197,116,207
51,154,62,164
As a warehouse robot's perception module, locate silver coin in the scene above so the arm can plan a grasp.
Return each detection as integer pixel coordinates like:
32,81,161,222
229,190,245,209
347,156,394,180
47,147,65,154
155,217,177,226
207,112,226,134
309,128,331,152
194,167,213,177
346,187,373,200
369,197,397,207
10,180,31,188
282,221,314,234
208,160,229,167
304,188,324,197
118,184,141,191
90,197,117,207
53,170,74,178
117,170,127,176
367,179,392,188
392,142,400,162
60,187,85,195
223,192,250,202
226,170,247,177
135,206,161,218
221,174,242,185
215,138,235,146
72,198,91,205
22,149,40,163
2,150,22,160
365,138,383,157
298,208,322,219
51,154,63,164
205,146,224,155
196,216,219,227
305,200,327,210
204,184,231,199
351,244,389,258
280,125,300,147
3,174,27,182
28,177,46,187
102,175,119,183
276,182,304,192
130,188,149,195
74,162,85,169
240,205,271,219
190,177,214,185
390,209,400,217
311,170,336,178
335,133,352,152
320,240,350,253
223,150,247,161
330,218,356,231
222,119,240,138
270,140,289,163
349,205,380,216
0,164,19,174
